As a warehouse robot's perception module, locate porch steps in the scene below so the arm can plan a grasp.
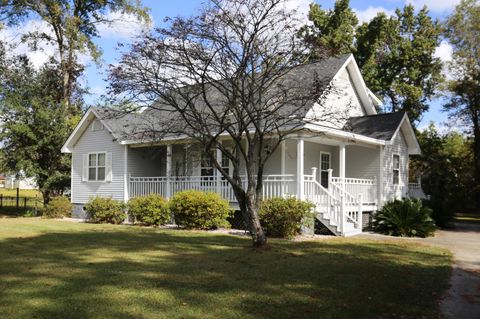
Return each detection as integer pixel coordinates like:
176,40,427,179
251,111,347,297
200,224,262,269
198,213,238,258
314,209,361,237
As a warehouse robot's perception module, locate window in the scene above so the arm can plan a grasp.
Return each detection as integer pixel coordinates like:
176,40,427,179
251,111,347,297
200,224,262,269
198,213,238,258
393,154,400,185
91,119,104,131
200,153,214,180
200,152,230,180
88,153,106,181
320,152,331,188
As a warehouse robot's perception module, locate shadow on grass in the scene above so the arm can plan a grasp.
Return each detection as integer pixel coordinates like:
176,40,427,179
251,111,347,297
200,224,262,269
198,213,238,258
0,227,451,319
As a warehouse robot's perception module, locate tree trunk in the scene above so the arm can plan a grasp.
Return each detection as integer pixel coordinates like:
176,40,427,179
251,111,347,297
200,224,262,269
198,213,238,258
233,183,267,248
245,192,267,247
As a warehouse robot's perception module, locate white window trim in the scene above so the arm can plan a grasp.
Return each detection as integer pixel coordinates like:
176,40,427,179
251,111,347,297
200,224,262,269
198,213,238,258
87,152,107,182
320,151,331,170
392,153,401,186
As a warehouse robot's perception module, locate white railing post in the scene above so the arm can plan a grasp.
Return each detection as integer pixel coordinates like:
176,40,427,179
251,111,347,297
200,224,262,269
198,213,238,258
311,167,317,182
327,168,333,189
358,194,363,231
166,144,172,199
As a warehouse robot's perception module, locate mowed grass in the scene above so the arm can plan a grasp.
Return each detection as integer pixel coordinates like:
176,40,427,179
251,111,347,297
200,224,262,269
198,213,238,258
0,219,451,319
0,188,42,198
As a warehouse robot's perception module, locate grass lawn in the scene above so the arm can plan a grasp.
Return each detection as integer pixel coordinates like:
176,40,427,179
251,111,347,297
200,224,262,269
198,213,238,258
0,188,42,198
0,219,451,319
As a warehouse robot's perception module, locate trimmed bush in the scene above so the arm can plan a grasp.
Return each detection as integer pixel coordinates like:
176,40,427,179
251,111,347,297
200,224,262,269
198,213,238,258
85,197,126,224
259,197,314,238
372,199,436,237
170,190,232,229
127,194,170,226
43,196,72,218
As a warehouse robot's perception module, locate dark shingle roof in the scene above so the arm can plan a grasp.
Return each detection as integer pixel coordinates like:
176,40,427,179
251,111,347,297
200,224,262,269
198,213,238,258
94,54,353,142
347,112,406,140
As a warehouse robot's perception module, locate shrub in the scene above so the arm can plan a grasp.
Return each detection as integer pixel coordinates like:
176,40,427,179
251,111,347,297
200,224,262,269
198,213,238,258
170,190,232,229
372,199,436,237
43,196,72,218
259,197,314,238
127,194,170,226
85,197,125,224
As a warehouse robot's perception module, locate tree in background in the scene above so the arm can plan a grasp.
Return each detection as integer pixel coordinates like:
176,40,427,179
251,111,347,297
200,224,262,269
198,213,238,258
0,52,80,204
299,0,357,59
410,124,475,226
301,1,442,125
443,0,480,207
0,0,149,110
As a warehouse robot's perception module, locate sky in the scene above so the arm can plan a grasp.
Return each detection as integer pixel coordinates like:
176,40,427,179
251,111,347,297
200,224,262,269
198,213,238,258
0,0,460,130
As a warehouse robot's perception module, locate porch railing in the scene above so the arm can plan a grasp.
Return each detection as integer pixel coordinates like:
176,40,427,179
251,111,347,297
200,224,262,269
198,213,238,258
408,182,428,199
330,176,377,204
129,174,296,202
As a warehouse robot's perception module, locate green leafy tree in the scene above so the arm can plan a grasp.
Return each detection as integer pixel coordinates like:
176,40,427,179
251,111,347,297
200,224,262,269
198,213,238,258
443,0,480,206
0,0,150,109
300,0,358,59
355,5,442,123
0,54,80,203
301,2,443,124
410,124,475,226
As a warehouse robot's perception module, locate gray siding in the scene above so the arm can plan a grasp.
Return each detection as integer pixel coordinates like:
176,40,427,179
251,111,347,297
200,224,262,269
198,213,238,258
71,121,125,204
345,145,380,180
383,130,409,201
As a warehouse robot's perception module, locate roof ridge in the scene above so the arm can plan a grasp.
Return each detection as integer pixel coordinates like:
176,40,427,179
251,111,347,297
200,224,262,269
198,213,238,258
349,111,405,120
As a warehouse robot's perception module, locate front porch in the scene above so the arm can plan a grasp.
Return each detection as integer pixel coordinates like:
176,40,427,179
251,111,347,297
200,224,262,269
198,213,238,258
126,136,386,236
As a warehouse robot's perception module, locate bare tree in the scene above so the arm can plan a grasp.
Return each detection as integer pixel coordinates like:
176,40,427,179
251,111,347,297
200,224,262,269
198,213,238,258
108,0,346,247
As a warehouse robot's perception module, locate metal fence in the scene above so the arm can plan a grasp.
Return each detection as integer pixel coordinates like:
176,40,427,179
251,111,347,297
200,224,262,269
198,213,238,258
0,193,43,216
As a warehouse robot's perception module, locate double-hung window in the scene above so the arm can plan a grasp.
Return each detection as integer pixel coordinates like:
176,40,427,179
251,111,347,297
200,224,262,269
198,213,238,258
393,154,400,185
88,153,106,181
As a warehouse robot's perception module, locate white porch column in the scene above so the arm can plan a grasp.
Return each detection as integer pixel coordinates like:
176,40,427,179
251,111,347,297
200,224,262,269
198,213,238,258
123,146,129,203
216,146,222,194
339,143,346,234
280,140,286,176
296,137,304,200
378,146,384,208
166,144,172,199
339,143,346,181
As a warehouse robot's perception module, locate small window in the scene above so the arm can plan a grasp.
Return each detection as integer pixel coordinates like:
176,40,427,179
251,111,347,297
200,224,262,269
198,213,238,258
393,154,400,185
91,119,104,131
88,153,106,181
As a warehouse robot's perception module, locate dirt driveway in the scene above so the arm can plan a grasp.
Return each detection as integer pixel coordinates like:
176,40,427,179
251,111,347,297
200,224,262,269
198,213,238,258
359,220,480,319
422,221,480,319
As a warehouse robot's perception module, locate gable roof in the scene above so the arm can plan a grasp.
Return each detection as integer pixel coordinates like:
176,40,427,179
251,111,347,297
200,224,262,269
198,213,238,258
347,112,421,154
62,55,389,152
348,112,406,140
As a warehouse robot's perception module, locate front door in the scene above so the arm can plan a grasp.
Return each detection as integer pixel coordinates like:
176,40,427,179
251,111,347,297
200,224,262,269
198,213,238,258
320,152,331,188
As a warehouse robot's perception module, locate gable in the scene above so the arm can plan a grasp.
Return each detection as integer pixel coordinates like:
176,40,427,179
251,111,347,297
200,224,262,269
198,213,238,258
62,108,120,153
304,56,379,129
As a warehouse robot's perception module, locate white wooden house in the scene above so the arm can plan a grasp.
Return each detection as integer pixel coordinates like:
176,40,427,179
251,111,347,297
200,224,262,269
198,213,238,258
62,54,422,236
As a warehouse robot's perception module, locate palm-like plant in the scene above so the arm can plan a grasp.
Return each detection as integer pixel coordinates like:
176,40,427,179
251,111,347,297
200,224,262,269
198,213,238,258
373,199,436,237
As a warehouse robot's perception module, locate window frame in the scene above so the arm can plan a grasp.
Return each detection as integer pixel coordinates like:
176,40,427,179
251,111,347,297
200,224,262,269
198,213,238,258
392,153,400,185
88,152,107,182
